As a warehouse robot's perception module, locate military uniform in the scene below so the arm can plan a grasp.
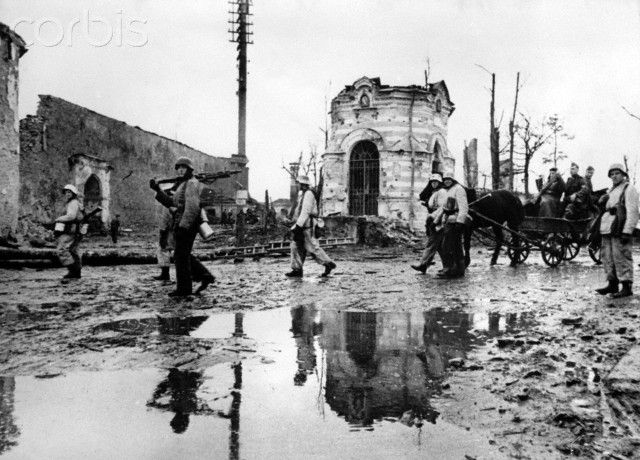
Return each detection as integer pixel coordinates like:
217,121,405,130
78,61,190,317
287,176,336,277
439,177,469,278
596,163,640,298
412,173,447,273
56,185,84,279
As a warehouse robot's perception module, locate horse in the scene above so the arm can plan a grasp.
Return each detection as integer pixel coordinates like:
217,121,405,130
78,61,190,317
464,189,525,266
419,184,524,266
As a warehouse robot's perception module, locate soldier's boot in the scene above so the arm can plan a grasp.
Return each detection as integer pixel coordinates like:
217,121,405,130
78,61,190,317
63,264,81,279
322,262,337,277
410,264,427,274
195,274,215,294
595,280,619,295
154,267,170,281
612,281,633,298
285,269,303,278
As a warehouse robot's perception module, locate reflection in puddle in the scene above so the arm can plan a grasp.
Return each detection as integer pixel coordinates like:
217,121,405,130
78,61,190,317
93,316,208,336
2,308,530,459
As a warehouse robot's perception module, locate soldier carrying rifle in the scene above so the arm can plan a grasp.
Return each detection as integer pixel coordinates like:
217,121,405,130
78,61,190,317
150,157,217,299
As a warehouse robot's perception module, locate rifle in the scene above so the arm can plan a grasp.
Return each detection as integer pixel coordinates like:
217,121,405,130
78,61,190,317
156,170,243,186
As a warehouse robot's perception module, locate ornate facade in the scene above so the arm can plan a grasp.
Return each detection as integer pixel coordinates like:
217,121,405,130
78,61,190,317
322,77,455,229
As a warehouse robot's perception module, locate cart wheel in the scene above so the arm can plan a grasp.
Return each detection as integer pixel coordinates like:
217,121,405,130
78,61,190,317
507,241,530,264
588,242,602,264
541,235,564,267
564,240,580,261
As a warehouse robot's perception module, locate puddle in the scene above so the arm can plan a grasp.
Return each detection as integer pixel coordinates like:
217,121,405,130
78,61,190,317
1,308,531,459
93,316,209,336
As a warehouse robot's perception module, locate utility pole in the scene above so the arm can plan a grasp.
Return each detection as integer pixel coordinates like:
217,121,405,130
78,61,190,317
228,0,253,159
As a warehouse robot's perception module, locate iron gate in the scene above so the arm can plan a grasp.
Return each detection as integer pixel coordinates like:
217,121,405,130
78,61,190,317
349,141,379,216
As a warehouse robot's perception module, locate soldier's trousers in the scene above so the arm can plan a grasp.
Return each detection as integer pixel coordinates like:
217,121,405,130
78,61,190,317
57,233,82,268
174,228,212,294
441,223,465,275
601,235,634,283
419,229,444,267
290,228,332,271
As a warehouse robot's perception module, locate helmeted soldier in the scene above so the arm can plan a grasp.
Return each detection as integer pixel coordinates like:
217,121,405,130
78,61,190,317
55,184,84,279
595,163,640,298
285,175,336,278
411,172,448,273
151,157,215,298
437,170,468,278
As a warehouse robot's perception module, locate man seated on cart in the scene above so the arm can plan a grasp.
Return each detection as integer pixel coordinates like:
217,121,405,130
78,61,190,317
563,163,590,220
536,167,565,217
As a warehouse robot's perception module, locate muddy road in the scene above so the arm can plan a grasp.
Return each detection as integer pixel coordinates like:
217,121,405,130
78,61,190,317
1,246,640,459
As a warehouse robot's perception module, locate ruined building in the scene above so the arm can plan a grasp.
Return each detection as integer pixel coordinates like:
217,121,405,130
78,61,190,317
0,24,27,237
321,77,455,228
19,95,248,231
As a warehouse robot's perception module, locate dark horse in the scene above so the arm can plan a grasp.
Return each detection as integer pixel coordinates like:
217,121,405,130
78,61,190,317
465,189,525,266
419,184,525,266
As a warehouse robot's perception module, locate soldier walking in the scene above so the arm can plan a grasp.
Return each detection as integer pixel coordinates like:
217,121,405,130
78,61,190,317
411,173,447,273
55,184,84,280
437,171,468,279
151,157,215,298
595,163,639,298
285,175,336,278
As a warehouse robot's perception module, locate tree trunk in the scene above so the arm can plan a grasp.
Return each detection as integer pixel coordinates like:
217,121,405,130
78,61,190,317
524,154,531,197
508,72,520,191
490,73,500,190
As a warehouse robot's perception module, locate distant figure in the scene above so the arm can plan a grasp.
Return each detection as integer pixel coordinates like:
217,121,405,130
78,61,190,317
55,184,84,279
537,167,565,217
110,214,121,244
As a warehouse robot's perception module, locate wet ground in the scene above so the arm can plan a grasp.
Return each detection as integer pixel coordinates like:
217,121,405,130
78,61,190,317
2,245,640,459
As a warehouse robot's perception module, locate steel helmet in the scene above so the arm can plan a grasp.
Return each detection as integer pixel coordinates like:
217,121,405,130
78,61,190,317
442,170,455,181
608,163,628,177
63,184,79,195
175,157,194,170
296,175,311,185
429,173,443,183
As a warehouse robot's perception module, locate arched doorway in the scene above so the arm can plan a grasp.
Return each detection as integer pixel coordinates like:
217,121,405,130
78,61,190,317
349,141,379,216
432,141,443,173
83,175,102,233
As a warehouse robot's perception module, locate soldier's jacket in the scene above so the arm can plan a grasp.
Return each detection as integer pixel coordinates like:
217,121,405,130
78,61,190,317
564,174,588,203
293,189,318,228
600,181,640,236
155,177,204,232
443,183,469,225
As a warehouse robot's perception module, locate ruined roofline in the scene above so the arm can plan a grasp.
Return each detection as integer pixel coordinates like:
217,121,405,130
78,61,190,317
338,77,454,110
0,22,28,57
33,94,236,162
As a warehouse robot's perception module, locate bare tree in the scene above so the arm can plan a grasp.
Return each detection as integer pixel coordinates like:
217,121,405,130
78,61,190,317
515,114,553,196
542,114,573,168
507,72,521,190
622,105,640,122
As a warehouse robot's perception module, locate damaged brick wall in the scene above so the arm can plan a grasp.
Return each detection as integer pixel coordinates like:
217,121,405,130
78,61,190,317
0,25,26,237
19,95,248,231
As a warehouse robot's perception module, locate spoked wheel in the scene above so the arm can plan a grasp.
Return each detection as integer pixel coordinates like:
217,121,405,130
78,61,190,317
588,242,602,264
507,240,531,265
563,236,580,261
541,234,565,267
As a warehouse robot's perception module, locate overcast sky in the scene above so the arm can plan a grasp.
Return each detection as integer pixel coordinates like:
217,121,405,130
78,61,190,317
2,0,640,199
